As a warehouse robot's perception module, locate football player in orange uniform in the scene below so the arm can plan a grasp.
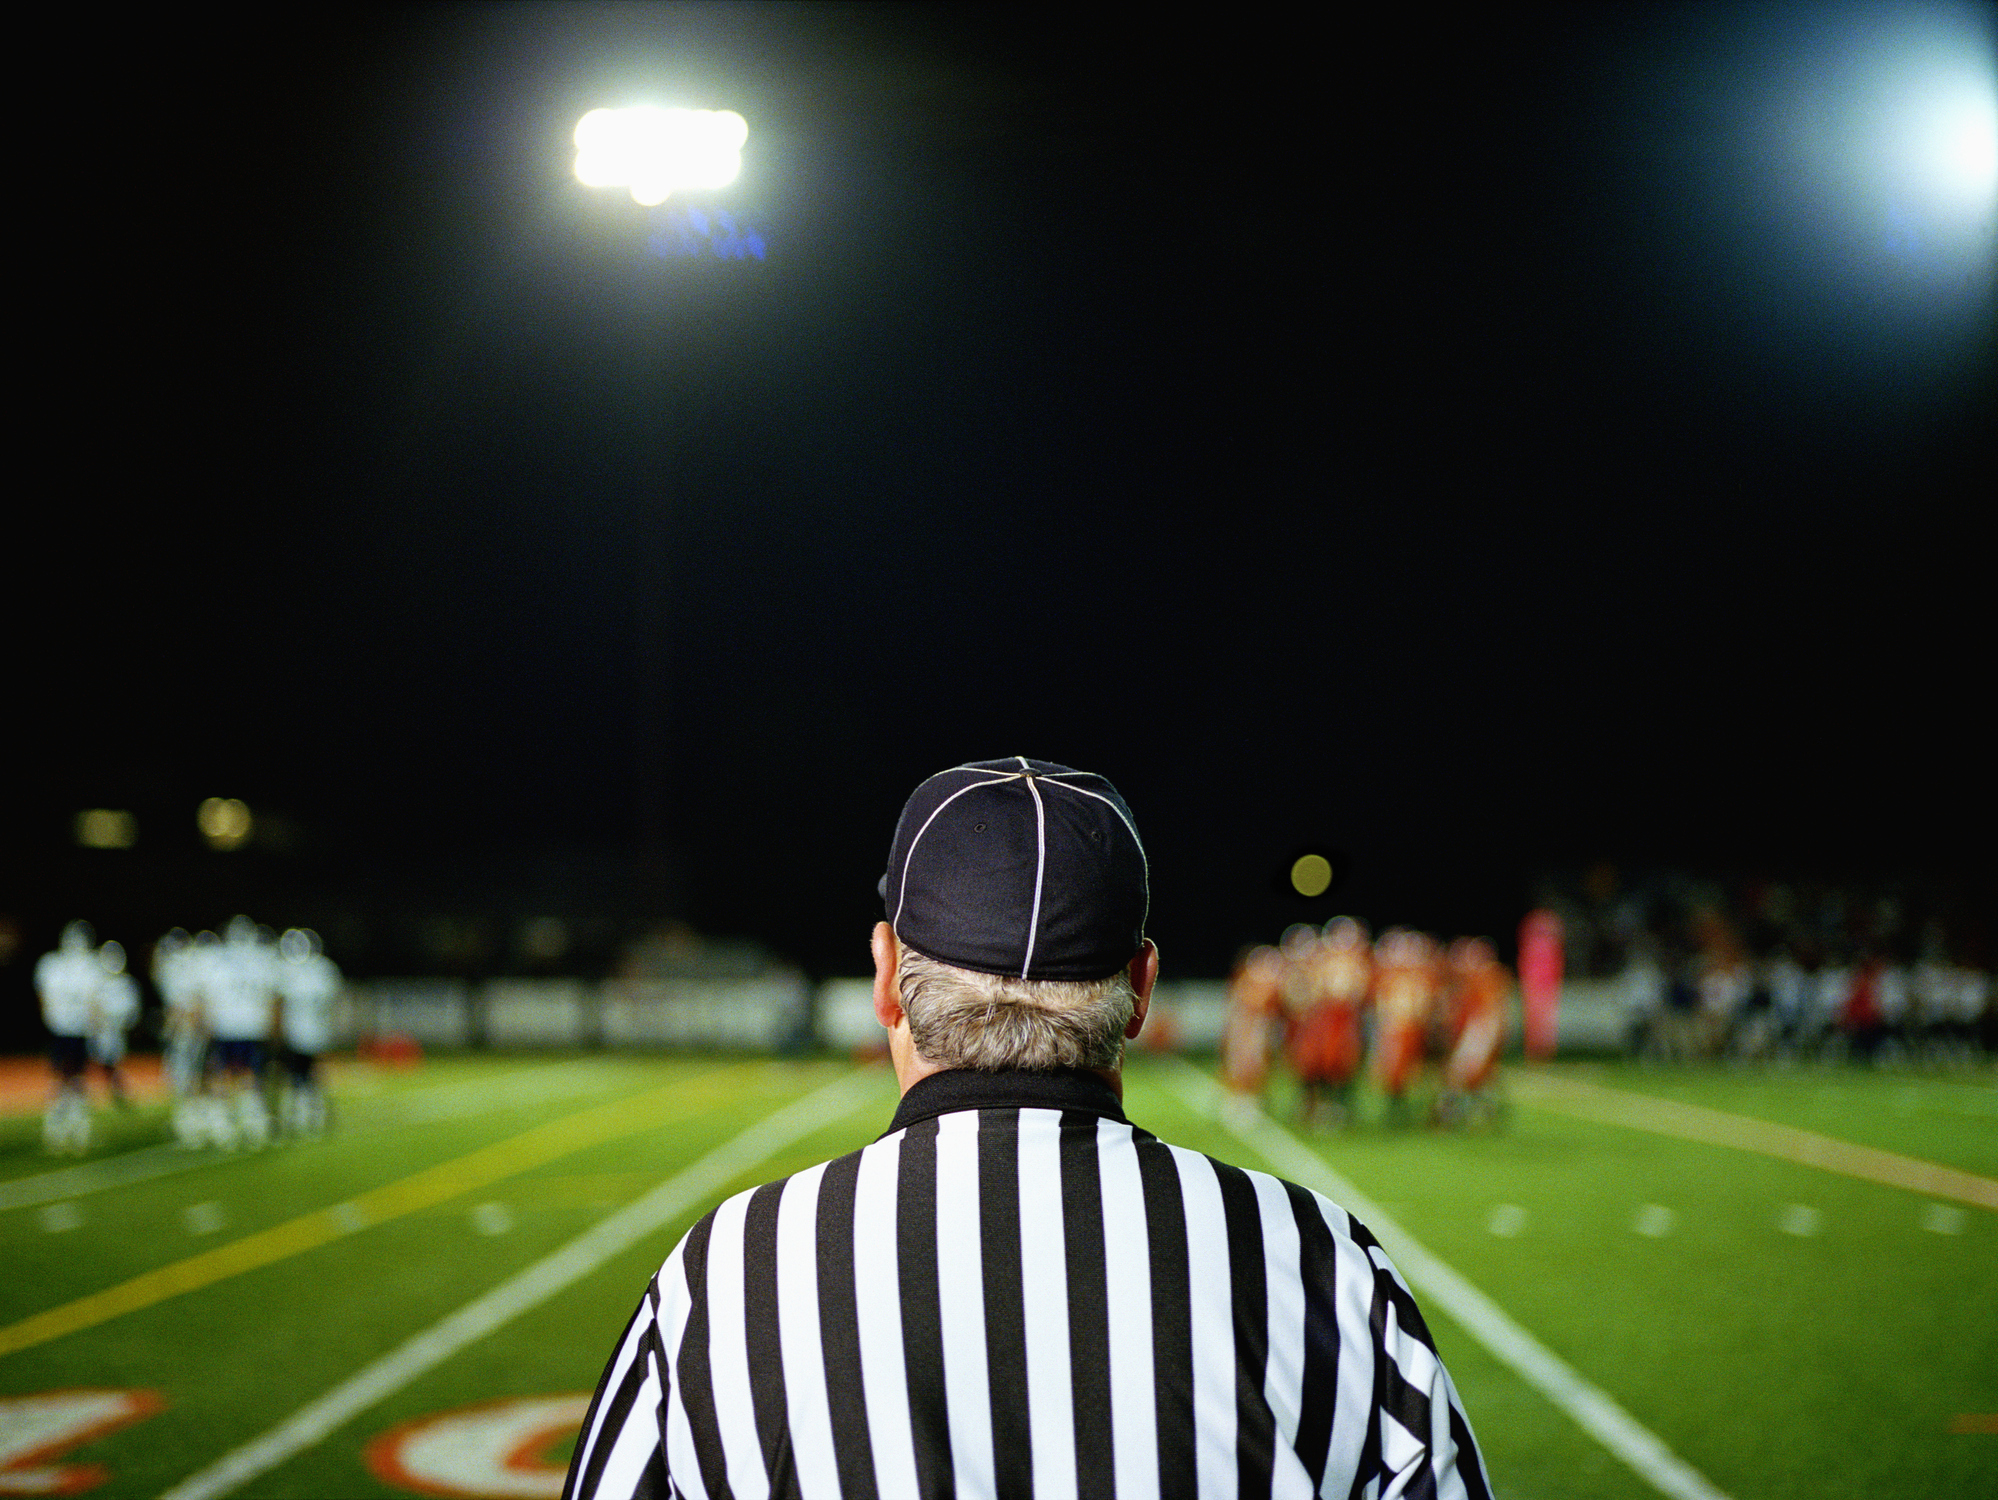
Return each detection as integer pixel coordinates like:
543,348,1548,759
1435,936,1511,1126
1221,943,1286,1124
1287,917,1371,1126
1371,928,1440,1121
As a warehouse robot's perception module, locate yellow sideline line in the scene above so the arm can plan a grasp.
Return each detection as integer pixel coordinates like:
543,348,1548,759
1513,1070,1998,1212
0,1064,761,1358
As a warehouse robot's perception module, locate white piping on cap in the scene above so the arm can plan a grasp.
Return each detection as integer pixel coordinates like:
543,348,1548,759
890,770,1016,935
1039,773,1150,912
1020,768,1049,979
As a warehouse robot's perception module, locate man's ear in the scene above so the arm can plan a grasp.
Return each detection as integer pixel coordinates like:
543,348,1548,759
1125,939,1158,1039
872,922,905,1030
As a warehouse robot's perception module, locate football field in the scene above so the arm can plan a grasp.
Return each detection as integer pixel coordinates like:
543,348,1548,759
2,1054,1992,1499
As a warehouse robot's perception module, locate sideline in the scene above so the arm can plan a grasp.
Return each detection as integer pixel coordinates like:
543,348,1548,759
1512,1070,1998,1212
1164,1059,1731,1500
0,1063,762,1358
155,1066,888,1500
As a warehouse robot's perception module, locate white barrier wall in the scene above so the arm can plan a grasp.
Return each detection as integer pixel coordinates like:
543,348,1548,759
485,980,590,1048
335,974,1631,1054
341,981,472,1048
816,978,883,1053
340,975,809,1051
602,976,809,1049
1548,977,1630,1052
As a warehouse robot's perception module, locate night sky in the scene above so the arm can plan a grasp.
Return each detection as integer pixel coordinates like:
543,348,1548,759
11,1,1994,985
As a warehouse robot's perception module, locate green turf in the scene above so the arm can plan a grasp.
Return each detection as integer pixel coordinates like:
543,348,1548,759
2,1054,1991,1499
1534,1060,1998,1178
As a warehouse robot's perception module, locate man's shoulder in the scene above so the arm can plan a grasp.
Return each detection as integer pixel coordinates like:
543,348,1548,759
673,1141,877,1243
1138,1131,1379,1245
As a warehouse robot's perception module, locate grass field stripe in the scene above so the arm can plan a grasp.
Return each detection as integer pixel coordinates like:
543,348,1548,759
0,1143,219,1214
0,1065,759,1359
1161,1060,1732,1500
1512,1071,1998,1211
153,1066,887,1500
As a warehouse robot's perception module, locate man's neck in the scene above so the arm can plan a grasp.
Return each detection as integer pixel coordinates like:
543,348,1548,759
892,1036,1123,1101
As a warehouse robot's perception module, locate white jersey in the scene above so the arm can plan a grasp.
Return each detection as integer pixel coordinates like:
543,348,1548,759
202,941,278,1042
94,972,141,1033
156,946,201,1020
1619,953,1666,1019
1951,969,1991,1024
1876,966,1910,1025
36,950,100,1037
1767,955,1809,1024
277,954,341,1053
1812,967,1851,1027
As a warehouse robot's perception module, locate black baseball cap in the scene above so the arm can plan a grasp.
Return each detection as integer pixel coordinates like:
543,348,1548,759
879,757,1149,981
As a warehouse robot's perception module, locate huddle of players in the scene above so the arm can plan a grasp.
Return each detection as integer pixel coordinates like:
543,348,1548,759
154,916,342,1149
34,915,342,1154
1221,916,1514,1126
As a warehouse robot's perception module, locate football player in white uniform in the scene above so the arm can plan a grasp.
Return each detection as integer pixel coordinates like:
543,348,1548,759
89,940,141,1108
201,917,279,1148
275,928,340,1136
153,929,210,1145
35,922,101,1153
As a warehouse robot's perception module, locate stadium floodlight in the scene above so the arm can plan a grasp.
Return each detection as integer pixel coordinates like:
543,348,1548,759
573,107,748,206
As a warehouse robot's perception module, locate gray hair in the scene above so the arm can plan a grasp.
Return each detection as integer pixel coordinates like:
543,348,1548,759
897,945,1137,1072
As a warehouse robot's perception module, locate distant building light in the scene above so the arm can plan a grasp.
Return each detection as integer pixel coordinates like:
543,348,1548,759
198,797,253,850
76,809,137,849
1290,853,1334,899
574,107,747,205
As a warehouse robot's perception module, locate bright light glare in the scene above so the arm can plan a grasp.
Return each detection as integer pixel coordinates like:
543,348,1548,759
573,107,747,205
1923,90,1998,202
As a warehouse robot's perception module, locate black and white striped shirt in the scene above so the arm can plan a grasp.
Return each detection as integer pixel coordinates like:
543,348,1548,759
565,1069,1488,1500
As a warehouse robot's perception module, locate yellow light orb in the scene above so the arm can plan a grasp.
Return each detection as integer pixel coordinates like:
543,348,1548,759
198,797,253,850
1290,853,1334,898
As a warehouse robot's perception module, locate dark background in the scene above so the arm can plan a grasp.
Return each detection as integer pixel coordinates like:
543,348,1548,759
7,2,1993,1016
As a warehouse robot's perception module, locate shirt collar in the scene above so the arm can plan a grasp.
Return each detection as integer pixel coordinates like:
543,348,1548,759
882,1068,1128,1137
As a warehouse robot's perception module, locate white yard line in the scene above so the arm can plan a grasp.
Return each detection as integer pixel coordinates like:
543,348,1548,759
0,1145,217,1213
1511,1070,1998,1211
1164,1059,1732,1500
154,1067,887,1500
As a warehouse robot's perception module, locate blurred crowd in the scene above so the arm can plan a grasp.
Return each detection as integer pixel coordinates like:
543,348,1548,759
1615,931,1993,1065
1540,867,1996,1065
33,916,343,1154
1220,918,1515,1128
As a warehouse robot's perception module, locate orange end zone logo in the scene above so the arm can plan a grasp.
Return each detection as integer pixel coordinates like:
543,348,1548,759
0,1389,167,1496
365,1394,592,1498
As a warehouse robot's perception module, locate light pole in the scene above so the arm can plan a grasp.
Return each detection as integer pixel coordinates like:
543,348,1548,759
572,105,750,920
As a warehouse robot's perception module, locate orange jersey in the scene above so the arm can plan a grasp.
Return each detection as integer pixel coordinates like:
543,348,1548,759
1222,952,1284,1094
1449,963,1509,1037
1373,961,1436,1029
1319,945,1373,1007
1289,998,1363,1084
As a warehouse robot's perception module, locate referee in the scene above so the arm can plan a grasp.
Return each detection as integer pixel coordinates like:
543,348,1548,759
566,758,1488,1500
